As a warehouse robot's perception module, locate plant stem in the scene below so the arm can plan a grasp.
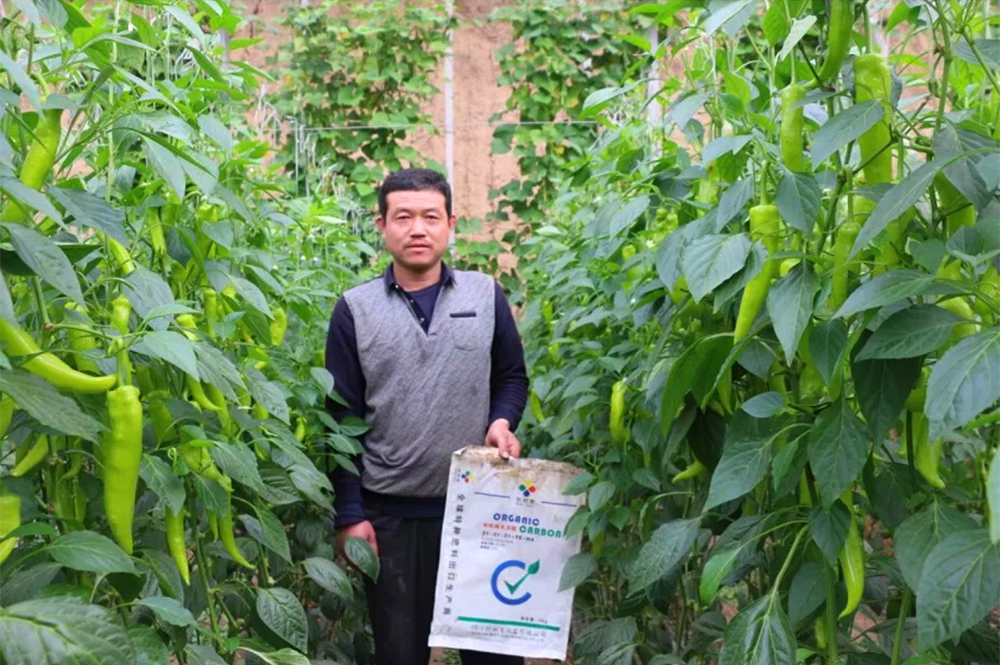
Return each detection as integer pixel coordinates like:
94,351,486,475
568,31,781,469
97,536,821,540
905,411,918,487
193,515,222,648
890,589,913,665
773,526,809,588
934,0,953,136
824,561,840,664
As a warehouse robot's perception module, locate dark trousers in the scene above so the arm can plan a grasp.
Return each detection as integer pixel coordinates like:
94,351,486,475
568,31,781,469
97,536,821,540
365,508,524,665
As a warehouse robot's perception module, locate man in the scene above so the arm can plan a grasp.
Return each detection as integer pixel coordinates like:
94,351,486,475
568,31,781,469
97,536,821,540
325,168,529,665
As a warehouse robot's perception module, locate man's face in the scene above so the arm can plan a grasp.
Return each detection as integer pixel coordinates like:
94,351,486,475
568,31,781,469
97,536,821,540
377,189,455,272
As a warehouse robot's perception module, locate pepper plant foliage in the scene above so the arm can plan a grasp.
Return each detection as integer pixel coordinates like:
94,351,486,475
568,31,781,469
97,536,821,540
269,0,453,206
487,0,640,229
0,1,378,663
520,1,1000,663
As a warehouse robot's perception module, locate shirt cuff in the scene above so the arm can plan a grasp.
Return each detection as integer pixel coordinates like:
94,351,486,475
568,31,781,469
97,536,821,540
332,472,366,528
489,405,522,432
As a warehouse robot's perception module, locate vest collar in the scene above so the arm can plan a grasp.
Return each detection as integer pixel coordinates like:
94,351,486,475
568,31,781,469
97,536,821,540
383,262,455,293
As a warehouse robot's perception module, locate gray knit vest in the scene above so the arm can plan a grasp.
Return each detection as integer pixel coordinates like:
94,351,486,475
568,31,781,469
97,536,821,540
342,269,495,497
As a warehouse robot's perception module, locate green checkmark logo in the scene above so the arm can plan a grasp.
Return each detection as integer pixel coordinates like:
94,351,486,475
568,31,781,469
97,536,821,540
503,560,540,596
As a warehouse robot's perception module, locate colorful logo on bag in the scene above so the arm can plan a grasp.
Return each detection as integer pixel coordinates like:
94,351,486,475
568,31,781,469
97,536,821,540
457,470,473,484
490,559,540,605
518,480,536,497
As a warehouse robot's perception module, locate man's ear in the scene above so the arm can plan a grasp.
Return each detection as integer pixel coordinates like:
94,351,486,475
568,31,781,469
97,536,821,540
375,216,386,232
448,215,457,230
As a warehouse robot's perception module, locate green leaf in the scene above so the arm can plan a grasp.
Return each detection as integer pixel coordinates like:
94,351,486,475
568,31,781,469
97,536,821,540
719,594,796,665
238,648,312,665
850,161,945,259
741,391,785,418
610,196,650,236
48,531,136,575
244,366,289,424
681,233,752,302
776,15,817,62
255,588,308,653
131,330,199,380
807,395,870,507
717,177,754,227
762,1,790,45
809,502,851,564
700,544,741,605
303,558,353,600
852,347,922,441
834,270,958,319
705,437,772,510
0,597,135,665
4,223,83,304
776,172,822,234
0,562,62,606
135,596,196,627
895,502,978,591
194,344,244,402
344,536,379,581
48,187,127,246
245,506,291,563
139,455,185,514
856,304,963,360
990,447,1000,545
925,328,1000,438
231,276,273,317
125,267,176,329
563,471,594,496
128,624,170,665
139,550,185,604
578,82,641,119
810,100,884,167
917,529,1000,649
628,518,700,592
0,369,104,442
588,481,616,512
310,367,334,395
209,440,265,494
559,552,597,592
787,561,826,628
0,51,41,112
809,319,848,387
766,262,819,365
704,135,753,165
704,0,754,36
186,644,228,665
772,433,809,498
143,138,186,201
198,116,232,153
0,176,63,226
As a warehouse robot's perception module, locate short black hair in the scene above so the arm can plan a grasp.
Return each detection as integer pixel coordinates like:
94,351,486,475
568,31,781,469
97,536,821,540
377,168,452,219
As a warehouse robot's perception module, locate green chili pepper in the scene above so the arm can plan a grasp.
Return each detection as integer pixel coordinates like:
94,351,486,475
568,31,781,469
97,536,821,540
11,434,49,477
203,288,219,340
103,385,143,554
0,494,21,564
609,380,628,445
149,390,176,443
780,84,806,173
64,302,102,374
911,411,946,489
294,416,306,442
145,207,168,262
829,216,862,312
734,205,783,342
107,238,136,275
0,394,15,439
0,317,117,393
164,505,191,585
817,0,854,82
529,392,544,422
934,174,976,237
1,109,62,225
671,459,707,483
838,514,864,618
270,307,288,346
218,504,253,569
974,266,1000,321
697,162,720,205
110,295,133,386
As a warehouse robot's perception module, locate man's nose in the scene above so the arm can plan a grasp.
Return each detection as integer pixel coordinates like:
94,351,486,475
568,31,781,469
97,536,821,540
409,218,428,236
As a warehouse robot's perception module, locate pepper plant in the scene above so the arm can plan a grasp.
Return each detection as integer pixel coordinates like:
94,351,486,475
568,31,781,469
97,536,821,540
521,2,1000,663
0,2,377,662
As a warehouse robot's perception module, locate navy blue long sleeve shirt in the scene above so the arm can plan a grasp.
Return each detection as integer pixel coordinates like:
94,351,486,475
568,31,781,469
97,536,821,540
325,263,529,527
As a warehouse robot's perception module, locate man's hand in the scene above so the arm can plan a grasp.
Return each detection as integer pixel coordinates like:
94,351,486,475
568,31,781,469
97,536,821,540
486,419,521,459
337,520,379,560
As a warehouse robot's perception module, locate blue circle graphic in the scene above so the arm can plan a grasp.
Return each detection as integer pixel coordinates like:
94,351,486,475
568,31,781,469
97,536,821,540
490,559,533,606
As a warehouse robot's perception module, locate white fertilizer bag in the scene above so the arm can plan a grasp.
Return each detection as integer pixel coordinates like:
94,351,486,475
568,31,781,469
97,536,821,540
428,446,585,659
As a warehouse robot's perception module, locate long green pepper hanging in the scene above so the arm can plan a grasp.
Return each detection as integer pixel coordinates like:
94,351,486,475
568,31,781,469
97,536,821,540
734,205,783,342
103,385,143,554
